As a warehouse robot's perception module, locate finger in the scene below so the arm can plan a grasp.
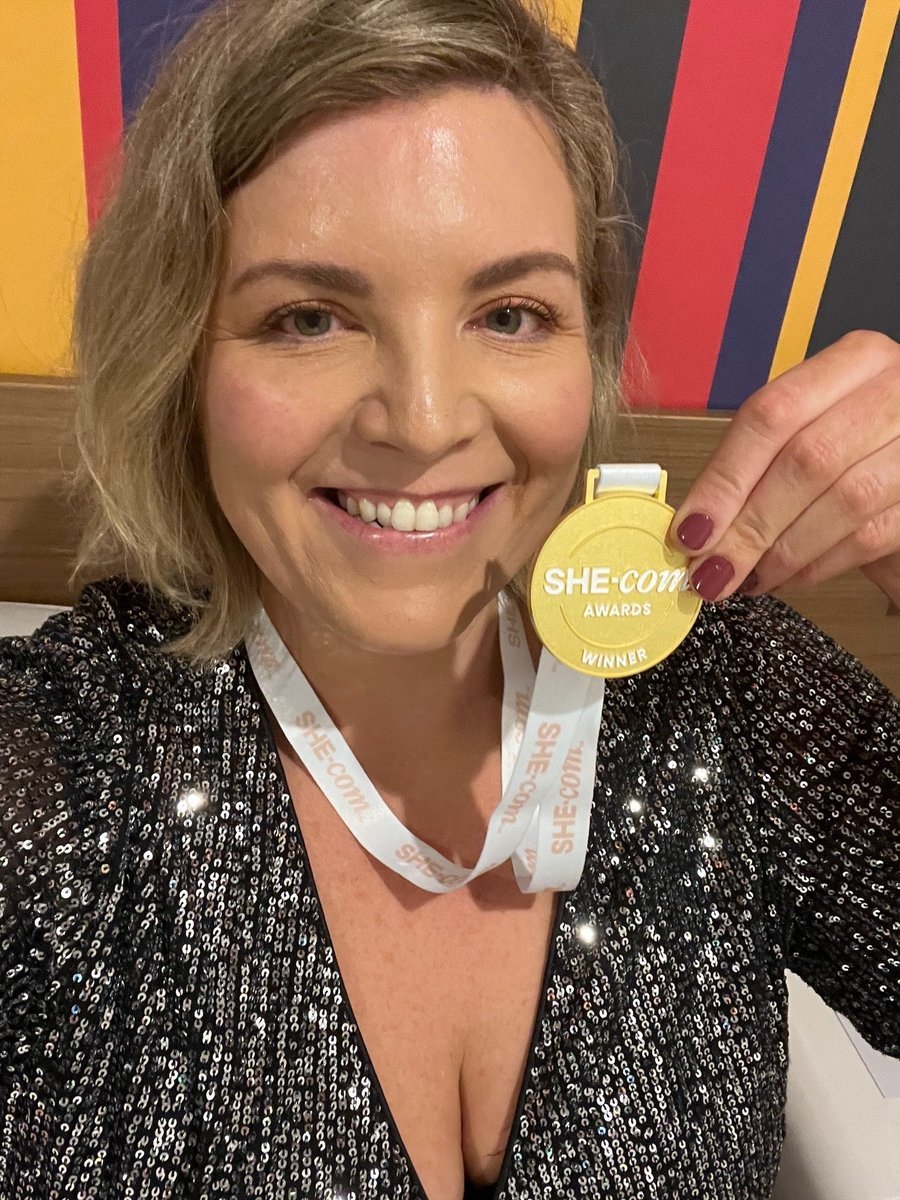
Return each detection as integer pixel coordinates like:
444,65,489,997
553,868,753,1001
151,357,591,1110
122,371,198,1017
746,435,900,593
761,502,900,595
666,331,900,554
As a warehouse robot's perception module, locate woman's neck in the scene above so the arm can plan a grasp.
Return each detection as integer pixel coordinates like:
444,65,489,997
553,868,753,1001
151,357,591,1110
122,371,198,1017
257,587,546,855
258,586,517,763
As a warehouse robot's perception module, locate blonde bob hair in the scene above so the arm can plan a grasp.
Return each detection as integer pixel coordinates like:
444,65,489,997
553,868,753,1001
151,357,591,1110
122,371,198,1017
70,0,631,666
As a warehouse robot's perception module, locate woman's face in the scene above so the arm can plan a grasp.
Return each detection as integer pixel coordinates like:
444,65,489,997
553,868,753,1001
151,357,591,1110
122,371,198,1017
202,85,594,655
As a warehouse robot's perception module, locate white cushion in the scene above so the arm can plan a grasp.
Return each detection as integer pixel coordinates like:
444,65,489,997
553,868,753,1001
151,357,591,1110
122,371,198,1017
773,972,900,1199
0,602,71,639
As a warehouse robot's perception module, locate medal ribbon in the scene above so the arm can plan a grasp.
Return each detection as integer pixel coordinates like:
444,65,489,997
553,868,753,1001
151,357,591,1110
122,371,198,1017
246,464,662,894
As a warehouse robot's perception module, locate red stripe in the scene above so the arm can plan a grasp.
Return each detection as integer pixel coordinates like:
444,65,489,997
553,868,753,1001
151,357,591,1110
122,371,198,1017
624,0,801,410
74,0,123,227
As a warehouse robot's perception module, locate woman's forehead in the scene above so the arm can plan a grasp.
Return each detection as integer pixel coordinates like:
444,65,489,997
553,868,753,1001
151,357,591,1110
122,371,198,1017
221,87,578,266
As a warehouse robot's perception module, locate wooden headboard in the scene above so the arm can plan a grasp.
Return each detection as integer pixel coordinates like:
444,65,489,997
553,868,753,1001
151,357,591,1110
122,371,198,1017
2,374,897,694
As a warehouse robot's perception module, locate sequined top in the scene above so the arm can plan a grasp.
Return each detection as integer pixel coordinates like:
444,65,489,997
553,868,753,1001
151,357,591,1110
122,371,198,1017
1,576,897,1199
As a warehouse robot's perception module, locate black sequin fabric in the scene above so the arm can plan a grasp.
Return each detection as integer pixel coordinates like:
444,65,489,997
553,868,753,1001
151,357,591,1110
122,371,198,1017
1,576,897,1199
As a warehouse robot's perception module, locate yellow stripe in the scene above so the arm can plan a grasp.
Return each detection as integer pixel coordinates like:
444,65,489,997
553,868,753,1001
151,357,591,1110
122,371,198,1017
770,1,898,378
0,0,86,376
541,0,584,47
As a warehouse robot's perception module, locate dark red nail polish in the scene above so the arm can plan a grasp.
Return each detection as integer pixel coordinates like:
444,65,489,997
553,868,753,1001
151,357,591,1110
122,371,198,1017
676,512,714,551
737,570,759,595
691,556,734,601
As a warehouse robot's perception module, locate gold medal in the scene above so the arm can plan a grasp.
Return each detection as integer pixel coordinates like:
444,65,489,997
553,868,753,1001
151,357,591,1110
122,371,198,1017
528,467,701,678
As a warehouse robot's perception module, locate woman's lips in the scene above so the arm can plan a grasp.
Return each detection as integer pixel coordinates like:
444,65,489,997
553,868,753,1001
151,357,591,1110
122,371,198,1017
311,484,503,554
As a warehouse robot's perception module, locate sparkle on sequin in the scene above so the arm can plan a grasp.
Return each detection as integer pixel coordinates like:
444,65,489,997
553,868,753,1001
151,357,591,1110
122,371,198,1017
177,787,208,815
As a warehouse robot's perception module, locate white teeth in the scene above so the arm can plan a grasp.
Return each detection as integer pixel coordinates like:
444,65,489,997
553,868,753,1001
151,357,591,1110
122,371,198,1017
334,490,484,531
414,500,440,532
390,498,417,532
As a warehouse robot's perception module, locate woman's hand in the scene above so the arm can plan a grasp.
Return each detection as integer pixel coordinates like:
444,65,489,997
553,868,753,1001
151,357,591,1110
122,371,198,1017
666,330,900,607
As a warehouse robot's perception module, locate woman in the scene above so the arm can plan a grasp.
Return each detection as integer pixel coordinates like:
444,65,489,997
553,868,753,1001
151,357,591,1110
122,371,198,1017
1,0,897,1197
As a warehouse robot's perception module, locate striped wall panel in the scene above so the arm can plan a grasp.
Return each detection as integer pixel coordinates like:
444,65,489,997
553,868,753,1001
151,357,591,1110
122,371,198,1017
584,0,899,409
1,0,897,411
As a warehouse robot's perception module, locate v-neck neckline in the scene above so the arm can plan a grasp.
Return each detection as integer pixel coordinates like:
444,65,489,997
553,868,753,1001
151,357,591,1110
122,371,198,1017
243,645,569,1200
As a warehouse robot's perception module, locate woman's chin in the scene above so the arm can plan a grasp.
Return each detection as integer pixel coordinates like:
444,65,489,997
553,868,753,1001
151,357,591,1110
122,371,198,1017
260,576,506,660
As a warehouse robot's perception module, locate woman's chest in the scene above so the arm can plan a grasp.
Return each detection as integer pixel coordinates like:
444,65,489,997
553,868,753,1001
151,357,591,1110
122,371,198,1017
282,758,560,1200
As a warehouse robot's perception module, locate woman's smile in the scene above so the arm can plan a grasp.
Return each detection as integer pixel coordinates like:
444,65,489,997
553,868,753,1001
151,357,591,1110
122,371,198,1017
310,481,506,555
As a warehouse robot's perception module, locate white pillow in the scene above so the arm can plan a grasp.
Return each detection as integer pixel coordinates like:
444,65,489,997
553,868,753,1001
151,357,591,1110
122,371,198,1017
0,602,71,639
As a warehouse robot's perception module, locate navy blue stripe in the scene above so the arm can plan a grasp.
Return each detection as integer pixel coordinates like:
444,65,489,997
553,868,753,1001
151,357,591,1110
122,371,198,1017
576,0,690,288
708,0,865,411
118,0,211,124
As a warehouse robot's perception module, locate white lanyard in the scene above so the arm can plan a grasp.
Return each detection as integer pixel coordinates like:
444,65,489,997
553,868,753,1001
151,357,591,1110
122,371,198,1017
246,595,605,894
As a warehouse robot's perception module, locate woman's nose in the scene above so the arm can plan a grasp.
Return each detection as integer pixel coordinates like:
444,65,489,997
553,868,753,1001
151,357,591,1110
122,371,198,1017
352,332,486,461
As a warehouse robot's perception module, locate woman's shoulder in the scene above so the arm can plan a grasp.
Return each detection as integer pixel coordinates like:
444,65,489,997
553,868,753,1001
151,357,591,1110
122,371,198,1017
680,589,822,667
1,574,197,685
0,575,206,760
609,588,895,721
665,589,885,688
0,576,205,901
1,573,196,656
0,577,196,1036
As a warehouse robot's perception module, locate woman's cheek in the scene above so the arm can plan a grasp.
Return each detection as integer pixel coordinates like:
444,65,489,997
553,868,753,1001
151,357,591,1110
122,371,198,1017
202,359,331,480
533,382,594,471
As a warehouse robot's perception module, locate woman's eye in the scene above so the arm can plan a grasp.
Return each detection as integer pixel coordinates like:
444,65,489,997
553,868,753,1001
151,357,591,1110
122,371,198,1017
283,307,340,337
483,304,550,336
487,307,535,336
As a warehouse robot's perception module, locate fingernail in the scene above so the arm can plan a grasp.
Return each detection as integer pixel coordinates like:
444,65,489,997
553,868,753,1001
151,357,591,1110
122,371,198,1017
691,556,735,601
676,512,714,551
737,570,759,596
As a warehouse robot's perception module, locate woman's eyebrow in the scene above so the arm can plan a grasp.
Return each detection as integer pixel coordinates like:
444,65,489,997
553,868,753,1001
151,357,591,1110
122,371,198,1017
227,250,579,298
